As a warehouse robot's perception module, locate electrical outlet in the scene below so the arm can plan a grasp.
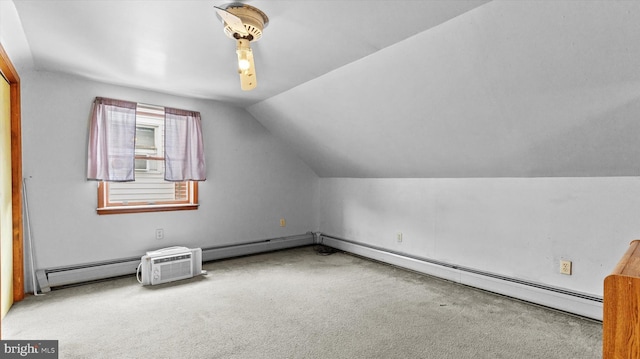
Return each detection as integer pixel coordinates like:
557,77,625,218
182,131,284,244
397,232,403,243
560,260,572,275
155,228,164,240
280,218,286,227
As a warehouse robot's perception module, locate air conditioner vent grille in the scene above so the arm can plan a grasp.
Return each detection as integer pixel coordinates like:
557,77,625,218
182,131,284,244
159,259,192,282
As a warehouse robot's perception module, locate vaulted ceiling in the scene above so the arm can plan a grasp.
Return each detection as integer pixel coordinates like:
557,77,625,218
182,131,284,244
9,0,640,177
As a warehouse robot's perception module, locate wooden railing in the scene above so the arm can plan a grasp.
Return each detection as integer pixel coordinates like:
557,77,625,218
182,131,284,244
603,240,640,358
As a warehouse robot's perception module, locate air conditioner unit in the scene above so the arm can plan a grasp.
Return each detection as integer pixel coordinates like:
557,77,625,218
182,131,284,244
137,246,203,285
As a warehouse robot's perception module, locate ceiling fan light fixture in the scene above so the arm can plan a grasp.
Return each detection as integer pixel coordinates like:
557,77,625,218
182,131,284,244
238,57,251,71
221,4,268,41
215,3,268,91
236,40,252,71
236,38,256,91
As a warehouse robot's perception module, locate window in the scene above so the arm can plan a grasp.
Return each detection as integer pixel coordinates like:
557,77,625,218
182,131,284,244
134,126,157,171
96,104,199,215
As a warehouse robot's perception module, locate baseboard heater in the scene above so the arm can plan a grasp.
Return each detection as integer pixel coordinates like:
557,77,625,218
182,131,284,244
319,234,603,321
35,233,314,292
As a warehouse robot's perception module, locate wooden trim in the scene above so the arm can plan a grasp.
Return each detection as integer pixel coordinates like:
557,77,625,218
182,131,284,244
0,43,24,304
97,204,199,215
134,155,164,161
97,181,199,215
103,199,193,207
192,181,198,203
97,181,106,209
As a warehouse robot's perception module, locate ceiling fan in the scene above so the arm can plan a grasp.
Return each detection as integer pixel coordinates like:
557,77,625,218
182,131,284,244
215,3,269,91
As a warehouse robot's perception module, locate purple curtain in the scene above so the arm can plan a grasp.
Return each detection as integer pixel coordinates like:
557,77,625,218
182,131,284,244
87,97,137,181
164,108,206,181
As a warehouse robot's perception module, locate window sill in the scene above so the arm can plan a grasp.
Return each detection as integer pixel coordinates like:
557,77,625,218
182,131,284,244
97,204,199,215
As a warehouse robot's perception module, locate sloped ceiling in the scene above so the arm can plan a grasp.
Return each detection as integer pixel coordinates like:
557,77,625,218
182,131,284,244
10,1,640,178
249,1,640,177
10,0,488,106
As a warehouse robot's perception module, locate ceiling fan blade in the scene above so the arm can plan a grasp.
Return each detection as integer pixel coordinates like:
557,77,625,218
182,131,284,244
215,6,249,37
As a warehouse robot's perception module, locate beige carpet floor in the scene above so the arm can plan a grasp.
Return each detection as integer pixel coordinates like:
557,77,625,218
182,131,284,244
2,246,602,358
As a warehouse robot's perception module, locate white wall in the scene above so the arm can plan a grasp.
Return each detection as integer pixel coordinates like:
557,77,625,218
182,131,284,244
318,177,640,296
249,2,640,179
21,70,319,275
0,0,34,72
14,69,640,301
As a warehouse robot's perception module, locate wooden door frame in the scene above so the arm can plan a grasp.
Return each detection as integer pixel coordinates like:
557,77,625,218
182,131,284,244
0,43,24,302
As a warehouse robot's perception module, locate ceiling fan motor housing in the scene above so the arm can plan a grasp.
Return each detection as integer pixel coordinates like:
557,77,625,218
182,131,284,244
222,4,269,41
